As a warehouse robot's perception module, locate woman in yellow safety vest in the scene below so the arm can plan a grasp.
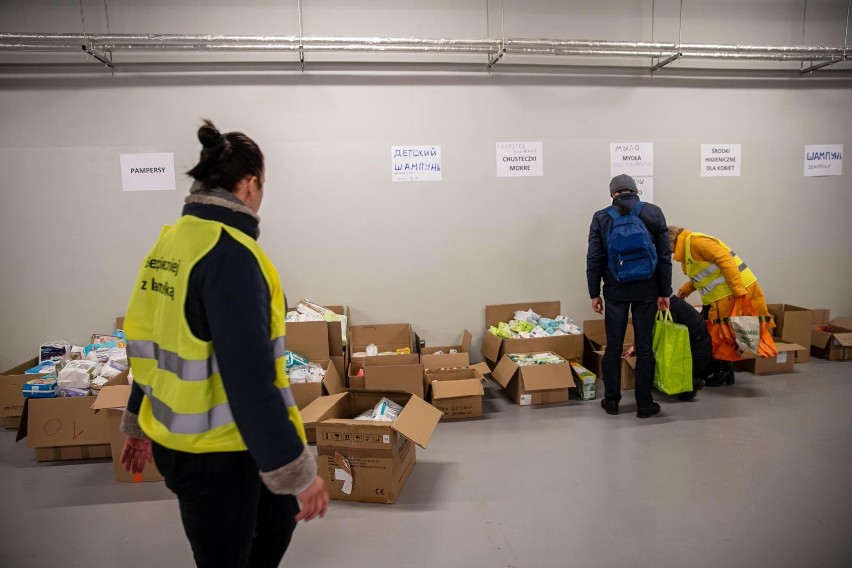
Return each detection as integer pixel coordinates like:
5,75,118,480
120,120,327,567
668,226,773,385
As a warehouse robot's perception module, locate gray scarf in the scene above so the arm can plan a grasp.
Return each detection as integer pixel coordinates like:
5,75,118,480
185,181,260,223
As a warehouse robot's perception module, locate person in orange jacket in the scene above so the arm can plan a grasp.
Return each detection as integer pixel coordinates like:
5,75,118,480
668,226,773,384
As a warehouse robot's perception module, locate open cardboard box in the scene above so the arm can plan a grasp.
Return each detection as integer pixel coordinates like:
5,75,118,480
349,323,418,362
584,319,636,390
811,313,852,361
481,302,584,366
290,359,345,410
0,357,38,428
348,355,424,397
17,391,111,462
735,342,806,375
300,390,442,503
425,367,485,420
91,371,164,482
491,351,574,406
767,304,814,363
420,330,472,370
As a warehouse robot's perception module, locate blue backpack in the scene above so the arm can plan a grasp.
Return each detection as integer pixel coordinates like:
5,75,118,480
605,201,658,283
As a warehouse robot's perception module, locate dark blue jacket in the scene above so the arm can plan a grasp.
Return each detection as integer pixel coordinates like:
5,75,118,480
586,193,673,302
126,201,304,472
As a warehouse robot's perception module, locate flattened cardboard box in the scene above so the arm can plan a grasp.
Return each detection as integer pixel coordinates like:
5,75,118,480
767,304,813,363
91,372,163,482
491,352,574,406
482,302,584,365
0,357,39,421
426,368,485,420
811,316,852,361
735,343,805,375
301,391,441,503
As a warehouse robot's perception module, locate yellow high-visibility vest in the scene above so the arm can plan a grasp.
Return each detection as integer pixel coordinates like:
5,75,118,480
124,215,306,452
685,232,756,305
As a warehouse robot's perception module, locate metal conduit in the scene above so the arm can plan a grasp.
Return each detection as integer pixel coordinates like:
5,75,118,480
0,32,848,69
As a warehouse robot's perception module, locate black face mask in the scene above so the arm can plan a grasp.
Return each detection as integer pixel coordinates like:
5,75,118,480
612,191,638,213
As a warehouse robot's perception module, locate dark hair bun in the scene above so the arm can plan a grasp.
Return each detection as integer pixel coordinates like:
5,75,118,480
198,119,224,149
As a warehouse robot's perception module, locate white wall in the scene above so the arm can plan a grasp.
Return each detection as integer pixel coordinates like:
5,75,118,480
1,1,851,368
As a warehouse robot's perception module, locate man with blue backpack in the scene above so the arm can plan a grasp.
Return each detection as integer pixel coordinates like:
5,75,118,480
586,174,672,418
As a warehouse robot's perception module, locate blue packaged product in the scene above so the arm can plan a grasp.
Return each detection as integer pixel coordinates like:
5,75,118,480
26,361,57,377
23,378,58,398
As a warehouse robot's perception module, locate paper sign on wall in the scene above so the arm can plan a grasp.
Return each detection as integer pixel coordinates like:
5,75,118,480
496,142,543,177
804,144,843,177
701,144,742,177
633,176,654,203
120,153,176,192
392,146,442,182
610,143,654,178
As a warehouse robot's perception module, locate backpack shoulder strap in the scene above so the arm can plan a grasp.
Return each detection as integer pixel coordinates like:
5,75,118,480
631,201,646,216
605,206,620,220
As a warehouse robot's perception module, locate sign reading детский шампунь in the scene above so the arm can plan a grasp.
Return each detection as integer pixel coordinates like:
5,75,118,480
120,153,176,192
391,145,442,182
700,144,741,177
496,142,543,177
804,144,843,177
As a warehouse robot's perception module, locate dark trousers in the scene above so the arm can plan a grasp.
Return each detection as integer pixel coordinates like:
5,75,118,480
152,443,299,568
602,298,657,409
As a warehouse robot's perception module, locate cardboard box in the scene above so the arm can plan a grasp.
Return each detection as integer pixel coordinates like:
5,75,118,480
735,342,806,375
420,330,472,370
35,444,111,462
3,416,21,429
17,395,111,461
425,368,485,420
811,315,852,361
491,351,574,406
287,304,350,378
584,319,636,390
290,360,345,410
767,304,814,363
482,302,584,365
0,357,39,421
91,373,164,482
349,323,417,360
348,355,425,397
301,391,442,503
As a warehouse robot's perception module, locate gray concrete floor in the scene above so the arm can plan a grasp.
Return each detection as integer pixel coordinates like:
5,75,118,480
1,359,851,568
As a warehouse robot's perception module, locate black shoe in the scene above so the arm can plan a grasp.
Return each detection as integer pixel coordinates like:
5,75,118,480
637,402,661,419
704,371,725,387
601,399,619,415
723,366,736,385
678,390,697,402
696,378,705,391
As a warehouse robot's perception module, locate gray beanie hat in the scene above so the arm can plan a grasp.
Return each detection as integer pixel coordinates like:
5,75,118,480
609,174,638,195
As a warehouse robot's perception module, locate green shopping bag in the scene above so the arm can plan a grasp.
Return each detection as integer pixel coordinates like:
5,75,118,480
652,310,693,395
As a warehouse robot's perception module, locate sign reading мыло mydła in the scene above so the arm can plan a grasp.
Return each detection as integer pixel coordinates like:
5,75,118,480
120,153,176,192
610,142,653,178
496,142,543,177
701,144,741,177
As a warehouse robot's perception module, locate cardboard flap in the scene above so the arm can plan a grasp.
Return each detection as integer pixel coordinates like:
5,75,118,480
350,323,412,352
364,364,425,397
520,365,574,391
2,357,40,375
299,392,348,427
459,330,472,352
392,394,442,449
834,333,852,347
91,385,132,411
490,357,519,389
831,317,852,331
286,321,331,361
426,368,479,382
774,342,806,352
810,309,830,325
322,363,345,395
470,362,492,376
811,329,832,349
421,352,470,370
431,379,484,400
364,353,420,366
480,332,502,363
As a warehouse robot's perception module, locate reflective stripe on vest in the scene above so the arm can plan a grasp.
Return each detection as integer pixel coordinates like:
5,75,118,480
685,232,756,304
136,382,297,434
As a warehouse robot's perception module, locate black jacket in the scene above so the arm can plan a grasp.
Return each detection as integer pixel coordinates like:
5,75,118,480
127,201,304,472
586,193,672,302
